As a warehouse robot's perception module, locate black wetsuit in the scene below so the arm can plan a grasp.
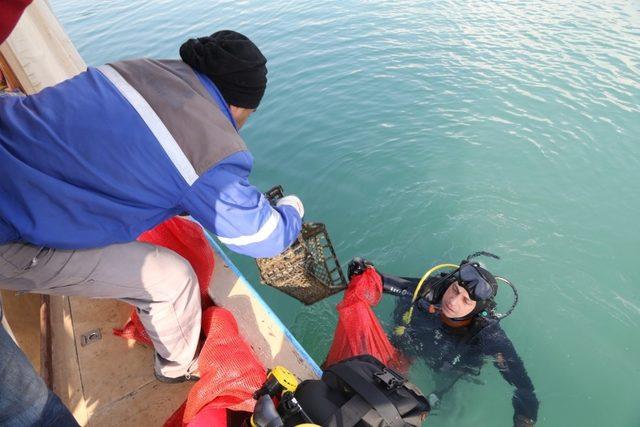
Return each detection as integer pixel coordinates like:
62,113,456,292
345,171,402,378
382,273,539,424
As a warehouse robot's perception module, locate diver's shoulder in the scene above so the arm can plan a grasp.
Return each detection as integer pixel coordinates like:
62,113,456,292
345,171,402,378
475,316,504,333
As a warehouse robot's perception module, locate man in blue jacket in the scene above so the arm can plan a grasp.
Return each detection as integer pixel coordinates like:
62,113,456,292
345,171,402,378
0,29,304,392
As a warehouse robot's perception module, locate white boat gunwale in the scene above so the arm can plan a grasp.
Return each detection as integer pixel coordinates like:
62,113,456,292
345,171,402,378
203,228,323,377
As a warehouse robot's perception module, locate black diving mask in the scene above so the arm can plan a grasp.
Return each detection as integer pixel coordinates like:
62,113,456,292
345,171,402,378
457,262,497,302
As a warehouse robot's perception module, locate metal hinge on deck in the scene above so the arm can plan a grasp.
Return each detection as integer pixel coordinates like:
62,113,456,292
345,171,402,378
80,329,102,346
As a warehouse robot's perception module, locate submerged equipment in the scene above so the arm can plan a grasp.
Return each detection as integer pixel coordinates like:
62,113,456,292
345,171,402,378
255,186,347,305
395,251,518,335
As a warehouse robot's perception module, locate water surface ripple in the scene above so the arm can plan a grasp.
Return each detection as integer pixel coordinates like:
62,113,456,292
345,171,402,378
51,1,640,425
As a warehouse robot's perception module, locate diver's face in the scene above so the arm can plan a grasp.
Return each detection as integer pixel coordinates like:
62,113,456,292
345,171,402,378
441,282,477,319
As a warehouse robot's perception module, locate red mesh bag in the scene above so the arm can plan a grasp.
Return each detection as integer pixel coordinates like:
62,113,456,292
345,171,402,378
114,216,215,344
183,306,266,419
164,306,266,427
185,405,228,427
164,402,228,427
324,267,407,372
113,304,152,345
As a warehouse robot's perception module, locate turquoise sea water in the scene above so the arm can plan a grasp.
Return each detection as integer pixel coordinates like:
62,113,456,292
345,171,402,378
51,1,640,425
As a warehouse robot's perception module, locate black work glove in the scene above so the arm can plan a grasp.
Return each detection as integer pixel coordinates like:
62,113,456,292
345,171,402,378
347,257,374,281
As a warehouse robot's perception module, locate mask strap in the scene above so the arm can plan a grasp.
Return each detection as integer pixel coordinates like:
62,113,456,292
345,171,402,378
465,251,500,261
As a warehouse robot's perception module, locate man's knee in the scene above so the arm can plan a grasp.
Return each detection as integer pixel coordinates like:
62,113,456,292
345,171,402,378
142,245,199,301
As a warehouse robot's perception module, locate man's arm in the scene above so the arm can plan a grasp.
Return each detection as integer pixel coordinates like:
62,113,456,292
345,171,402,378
484,326,539,426
183,151,303,258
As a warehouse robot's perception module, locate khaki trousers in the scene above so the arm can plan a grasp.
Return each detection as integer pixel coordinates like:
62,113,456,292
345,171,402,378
0,241,201,378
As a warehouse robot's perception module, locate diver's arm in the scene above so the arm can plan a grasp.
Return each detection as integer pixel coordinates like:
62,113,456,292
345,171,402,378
347,258,416,296
485,327,539,426
380,273,415,296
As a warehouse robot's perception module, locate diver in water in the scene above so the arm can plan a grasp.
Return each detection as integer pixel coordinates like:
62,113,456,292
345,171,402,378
348,255,539,427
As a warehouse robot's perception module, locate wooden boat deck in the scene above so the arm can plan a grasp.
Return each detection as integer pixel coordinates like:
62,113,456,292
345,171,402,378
2,291,191,425
2,247,320,426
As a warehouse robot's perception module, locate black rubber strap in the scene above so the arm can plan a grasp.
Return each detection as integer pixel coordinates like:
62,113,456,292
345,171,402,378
327,364,404,427
325,395,373,427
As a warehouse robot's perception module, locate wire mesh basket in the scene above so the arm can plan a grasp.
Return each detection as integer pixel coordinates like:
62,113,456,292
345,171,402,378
256,187,346,304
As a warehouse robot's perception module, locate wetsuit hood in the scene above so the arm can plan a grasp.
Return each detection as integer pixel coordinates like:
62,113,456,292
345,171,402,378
422,265,498,322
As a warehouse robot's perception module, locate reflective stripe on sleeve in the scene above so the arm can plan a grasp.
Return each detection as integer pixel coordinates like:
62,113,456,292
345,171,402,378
216,209,281,247
97,65,199,186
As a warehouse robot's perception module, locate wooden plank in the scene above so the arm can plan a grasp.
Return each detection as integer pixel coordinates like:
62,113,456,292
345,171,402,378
0,293,84,422
39,294,53,388
0,291,41,372
50,295,88,425
0,52,23,91
88,380,190,427
0,0,85,94
68,297,191,420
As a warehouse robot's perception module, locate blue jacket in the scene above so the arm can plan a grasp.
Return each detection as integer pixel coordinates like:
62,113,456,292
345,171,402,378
0,59,301,258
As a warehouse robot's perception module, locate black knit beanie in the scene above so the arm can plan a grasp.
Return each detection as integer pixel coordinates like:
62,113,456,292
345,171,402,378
179,30,267,109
